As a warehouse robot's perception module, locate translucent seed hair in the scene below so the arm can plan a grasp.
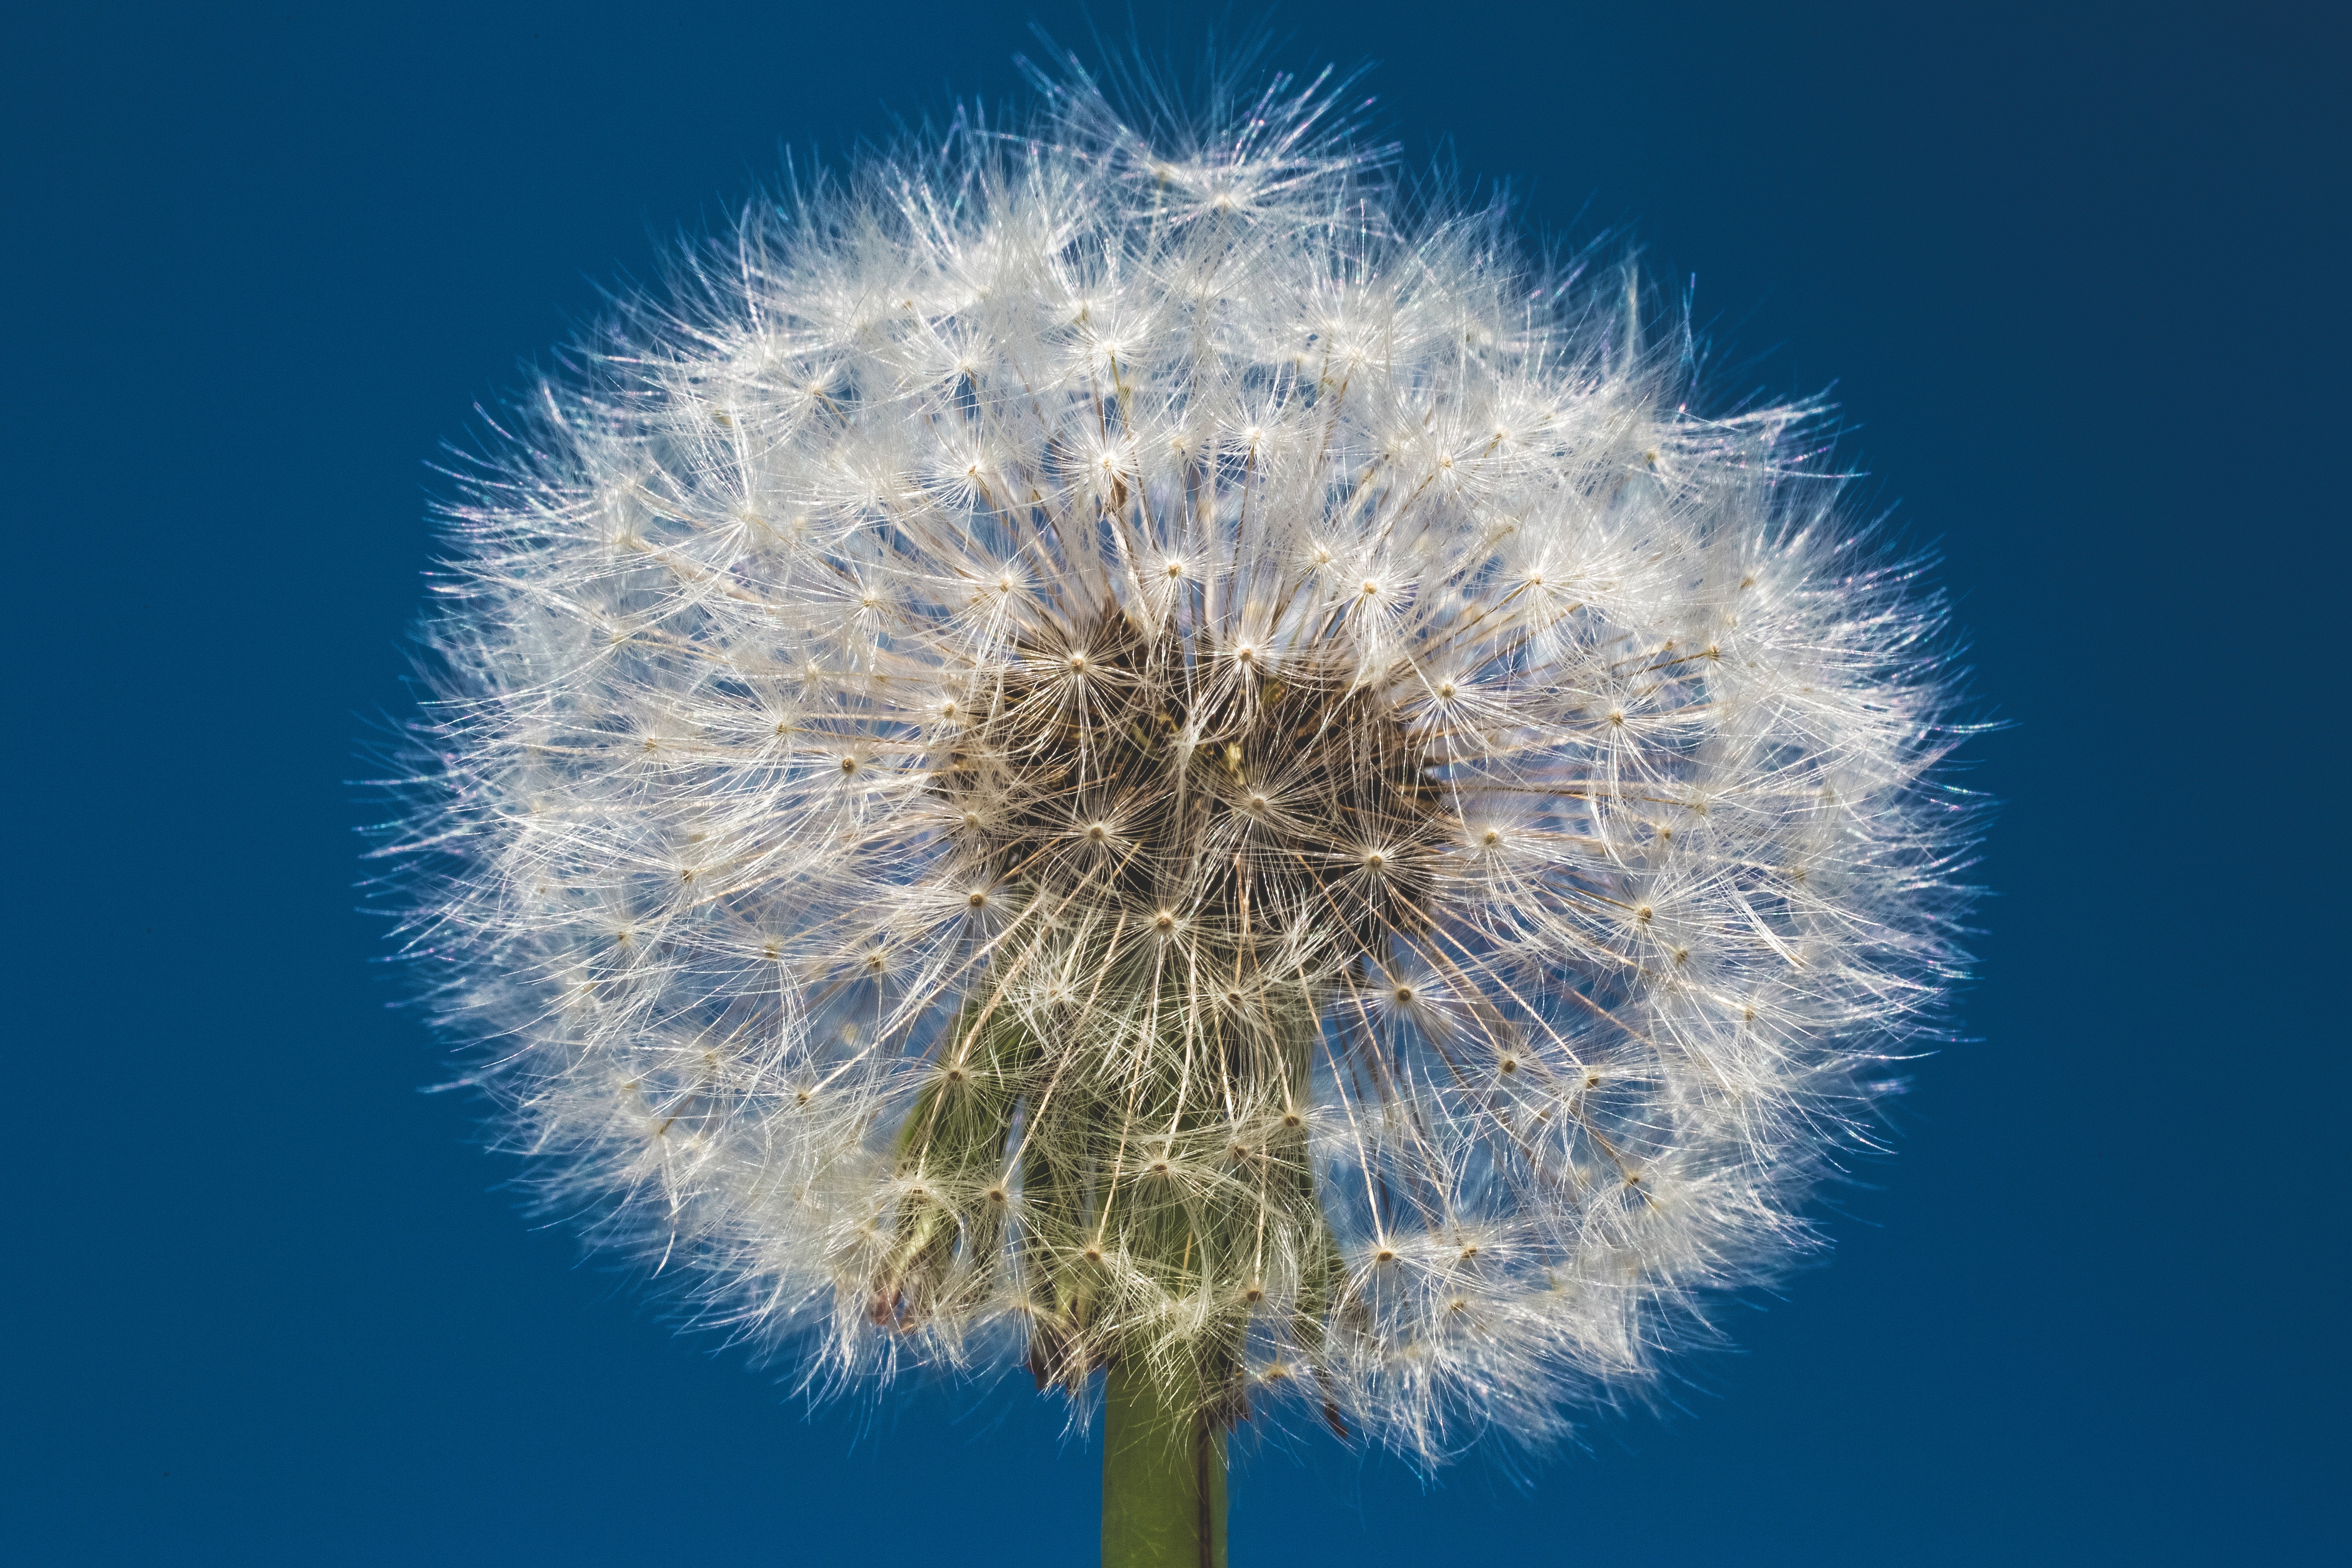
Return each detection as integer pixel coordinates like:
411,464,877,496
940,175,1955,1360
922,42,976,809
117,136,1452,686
374,58,1980,1462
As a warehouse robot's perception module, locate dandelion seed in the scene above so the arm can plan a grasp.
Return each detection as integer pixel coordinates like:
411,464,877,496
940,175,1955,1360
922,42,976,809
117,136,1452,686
377,51,1982,1492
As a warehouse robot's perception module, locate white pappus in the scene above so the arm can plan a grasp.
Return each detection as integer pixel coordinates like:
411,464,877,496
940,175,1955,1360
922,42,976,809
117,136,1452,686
373,57,1983,1463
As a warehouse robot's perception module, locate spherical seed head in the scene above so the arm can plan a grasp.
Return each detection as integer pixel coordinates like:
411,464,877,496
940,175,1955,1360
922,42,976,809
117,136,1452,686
385,57,1981,1463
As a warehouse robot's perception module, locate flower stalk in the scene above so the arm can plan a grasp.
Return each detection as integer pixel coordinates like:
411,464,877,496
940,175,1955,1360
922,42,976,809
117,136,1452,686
1104,1359,1227,1568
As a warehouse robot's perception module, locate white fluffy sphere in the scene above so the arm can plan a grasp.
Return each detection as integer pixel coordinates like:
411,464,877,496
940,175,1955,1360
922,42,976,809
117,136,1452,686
382,61,1978,1460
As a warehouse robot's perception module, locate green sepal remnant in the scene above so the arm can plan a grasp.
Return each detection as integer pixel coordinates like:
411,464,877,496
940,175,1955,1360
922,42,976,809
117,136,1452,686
871,999,1036,1329
1103,1358,1227,1568
872,981,1346,1433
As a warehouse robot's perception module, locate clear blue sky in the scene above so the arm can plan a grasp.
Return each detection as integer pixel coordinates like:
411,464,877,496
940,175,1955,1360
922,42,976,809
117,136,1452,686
4,3,2335,1561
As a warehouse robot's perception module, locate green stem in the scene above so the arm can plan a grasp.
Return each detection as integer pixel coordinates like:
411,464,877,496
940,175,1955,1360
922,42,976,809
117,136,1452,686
1102,1361,1227,1568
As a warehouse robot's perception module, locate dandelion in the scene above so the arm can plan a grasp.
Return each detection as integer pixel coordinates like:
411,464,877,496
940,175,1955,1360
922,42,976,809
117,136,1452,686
376,51,1980,1565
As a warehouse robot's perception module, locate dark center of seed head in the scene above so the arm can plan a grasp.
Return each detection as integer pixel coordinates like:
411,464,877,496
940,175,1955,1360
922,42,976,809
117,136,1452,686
937,610,1441,960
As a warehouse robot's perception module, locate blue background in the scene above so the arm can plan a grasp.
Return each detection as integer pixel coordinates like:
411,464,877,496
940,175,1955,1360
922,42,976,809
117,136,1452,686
4,3,2336,1561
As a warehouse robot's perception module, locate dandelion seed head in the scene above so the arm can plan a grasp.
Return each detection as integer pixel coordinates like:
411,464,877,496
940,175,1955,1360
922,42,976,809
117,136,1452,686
379,55,1981,1463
